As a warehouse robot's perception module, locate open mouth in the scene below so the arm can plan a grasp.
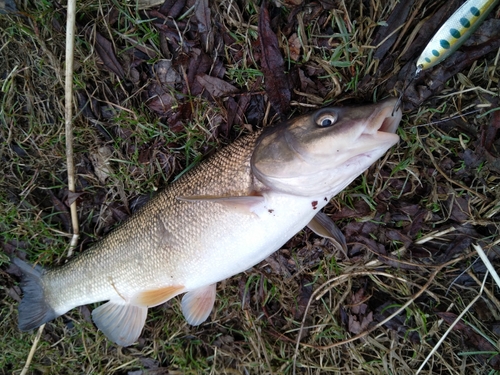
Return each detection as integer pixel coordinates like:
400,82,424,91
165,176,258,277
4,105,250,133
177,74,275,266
363,98,402,136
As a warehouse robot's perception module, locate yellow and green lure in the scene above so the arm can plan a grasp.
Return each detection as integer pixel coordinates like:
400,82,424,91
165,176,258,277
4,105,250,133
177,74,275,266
416,0,499,72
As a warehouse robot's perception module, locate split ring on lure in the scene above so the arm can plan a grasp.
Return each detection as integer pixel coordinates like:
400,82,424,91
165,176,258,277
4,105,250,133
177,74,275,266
416,0,499,72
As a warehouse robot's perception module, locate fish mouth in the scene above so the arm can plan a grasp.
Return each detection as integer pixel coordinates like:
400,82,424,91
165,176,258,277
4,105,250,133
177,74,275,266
363,98,402,138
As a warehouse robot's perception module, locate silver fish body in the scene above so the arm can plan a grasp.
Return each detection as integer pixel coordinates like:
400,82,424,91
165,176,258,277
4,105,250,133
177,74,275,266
15,98,402,346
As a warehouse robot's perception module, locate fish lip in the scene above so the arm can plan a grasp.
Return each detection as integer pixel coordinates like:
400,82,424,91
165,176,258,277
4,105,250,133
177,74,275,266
363,98,402,136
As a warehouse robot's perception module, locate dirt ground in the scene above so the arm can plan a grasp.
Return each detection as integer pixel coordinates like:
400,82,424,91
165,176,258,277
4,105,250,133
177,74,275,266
2,0,500,374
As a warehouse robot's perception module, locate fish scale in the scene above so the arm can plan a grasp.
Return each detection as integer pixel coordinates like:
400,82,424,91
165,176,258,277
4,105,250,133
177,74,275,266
14,99,402,346
44,131,261,310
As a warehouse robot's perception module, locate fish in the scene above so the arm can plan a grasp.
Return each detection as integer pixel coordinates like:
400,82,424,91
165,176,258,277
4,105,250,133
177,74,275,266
14,98,402,346
416,0,499,71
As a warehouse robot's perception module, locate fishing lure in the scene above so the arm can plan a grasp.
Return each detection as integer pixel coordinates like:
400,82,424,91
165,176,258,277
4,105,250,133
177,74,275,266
416,0,499,72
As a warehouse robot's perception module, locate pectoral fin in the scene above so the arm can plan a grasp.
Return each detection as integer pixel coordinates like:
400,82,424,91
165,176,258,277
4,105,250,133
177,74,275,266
92,301,147,347
177,195,265,215
181,284,217,326
308,211,348,256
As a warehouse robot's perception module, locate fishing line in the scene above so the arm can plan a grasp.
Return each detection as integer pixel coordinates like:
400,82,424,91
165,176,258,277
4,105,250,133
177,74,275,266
392,68,418,116
411,108,482,128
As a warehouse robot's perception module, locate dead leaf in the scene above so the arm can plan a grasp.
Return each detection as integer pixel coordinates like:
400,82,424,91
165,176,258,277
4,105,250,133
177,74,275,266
347,288,373,335
195,0,212,52
372,0,414,61
89,146,114,184
288,33,301,61
0,0,17,13
65,191,85,207
159,0,186,18
437,235,471,263
47,190,71,232
153,59,181,86
186,49,213,95
94,31,125,79
258,0,291,118
196,74,239,97
146,86,176,116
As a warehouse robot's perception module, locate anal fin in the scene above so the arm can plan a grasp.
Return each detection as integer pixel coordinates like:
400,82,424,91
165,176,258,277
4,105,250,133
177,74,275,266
92,301,147,347
134,285,185,307
181,284,217,326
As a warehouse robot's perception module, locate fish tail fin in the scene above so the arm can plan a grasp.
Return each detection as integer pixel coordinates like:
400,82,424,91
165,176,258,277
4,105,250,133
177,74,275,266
13,258,58,331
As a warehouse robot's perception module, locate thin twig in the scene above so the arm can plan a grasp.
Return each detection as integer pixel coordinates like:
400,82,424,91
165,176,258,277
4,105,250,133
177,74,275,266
20,324,45,375
473,243,500,290
65,0,79,256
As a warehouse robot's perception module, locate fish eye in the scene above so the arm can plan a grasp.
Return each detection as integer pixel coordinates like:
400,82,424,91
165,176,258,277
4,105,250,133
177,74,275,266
314,111,338,128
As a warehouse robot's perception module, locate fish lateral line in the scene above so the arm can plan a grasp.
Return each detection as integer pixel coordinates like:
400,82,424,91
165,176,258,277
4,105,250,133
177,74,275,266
176,194,266,215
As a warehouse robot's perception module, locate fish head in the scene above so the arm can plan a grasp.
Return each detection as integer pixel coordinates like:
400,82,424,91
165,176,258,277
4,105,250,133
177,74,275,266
251,98,402,197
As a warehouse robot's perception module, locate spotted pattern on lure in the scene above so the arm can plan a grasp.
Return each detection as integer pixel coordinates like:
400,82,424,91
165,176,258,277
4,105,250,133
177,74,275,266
416,0,499,71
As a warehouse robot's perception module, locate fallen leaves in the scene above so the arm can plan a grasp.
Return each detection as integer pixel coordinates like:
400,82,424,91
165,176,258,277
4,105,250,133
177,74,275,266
258,0,291,118
94,31,125,79
345,288,373,335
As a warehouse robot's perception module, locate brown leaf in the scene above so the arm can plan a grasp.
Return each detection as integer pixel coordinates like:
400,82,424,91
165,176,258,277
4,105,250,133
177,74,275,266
89,146,113,184
437,235,471,263
372,0,414,61
153,60,181,86
329,199,372,220
65,191,85,207
481,104,500,152
159,0,186,18
186,49,212,95
258,1,291,118
196,74,239,98
94,31,125,79
195,0,212,52
288,33,301,61
0,0,17,13
347,288,373,335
